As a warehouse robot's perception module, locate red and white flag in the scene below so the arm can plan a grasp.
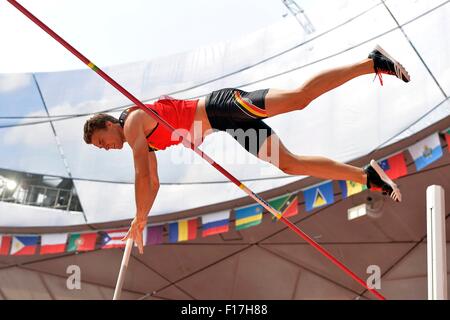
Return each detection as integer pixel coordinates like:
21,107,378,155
40,233,68,255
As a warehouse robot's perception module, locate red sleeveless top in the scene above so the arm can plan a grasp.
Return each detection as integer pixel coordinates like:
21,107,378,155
119,98,198,151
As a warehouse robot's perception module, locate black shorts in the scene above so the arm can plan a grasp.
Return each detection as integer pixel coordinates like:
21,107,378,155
205,88,274,156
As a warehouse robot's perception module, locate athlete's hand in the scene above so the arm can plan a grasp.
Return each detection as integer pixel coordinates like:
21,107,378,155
122,216,147,254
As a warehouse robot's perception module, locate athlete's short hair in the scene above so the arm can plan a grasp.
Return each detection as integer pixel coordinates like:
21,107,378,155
83,113,119,144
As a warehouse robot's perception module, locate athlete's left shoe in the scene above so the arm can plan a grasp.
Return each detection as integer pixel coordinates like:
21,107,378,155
368,45,410,85
364,159,402,202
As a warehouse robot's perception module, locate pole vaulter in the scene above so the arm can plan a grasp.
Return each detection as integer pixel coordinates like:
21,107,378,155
8,0,412,300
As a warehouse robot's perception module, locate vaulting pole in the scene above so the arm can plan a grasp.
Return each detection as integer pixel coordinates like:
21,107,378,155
7,0,386,300
113,238,133,300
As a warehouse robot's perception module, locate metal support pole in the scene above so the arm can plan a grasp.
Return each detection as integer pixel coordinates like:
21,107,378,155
427,185,447,300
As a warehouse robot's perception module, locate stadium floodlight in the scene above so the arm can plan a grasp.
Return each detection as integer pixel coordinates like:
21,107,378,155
6,179,17,190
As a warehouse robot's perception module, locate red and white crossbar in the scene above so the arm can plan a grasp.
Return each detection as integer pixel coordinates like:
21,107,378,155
7,0,386,300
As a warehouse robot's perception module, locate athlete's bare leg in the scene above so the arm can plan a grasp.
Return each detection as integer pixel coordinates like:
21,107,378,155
258,134,367,185
264,58,374,117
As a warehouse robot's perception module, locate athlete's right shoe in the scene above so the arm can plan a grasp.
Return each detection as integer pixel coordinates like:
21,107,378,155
364,159,402,202
368,45,410,85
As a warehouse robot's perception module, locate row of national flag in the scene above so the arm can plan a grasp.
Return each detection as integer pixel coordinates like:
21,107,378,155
0,192,301,256
0,130,448,255
299,131,448,211
0,233,98,256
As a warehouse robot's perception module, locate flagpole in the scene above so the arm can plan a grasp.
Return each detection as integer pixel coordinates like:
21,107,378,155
7,0,386,300
113,238,133,300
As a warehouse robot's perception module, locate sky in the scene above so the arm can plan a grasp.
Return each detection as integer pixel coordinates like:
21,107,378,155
0,0,298,73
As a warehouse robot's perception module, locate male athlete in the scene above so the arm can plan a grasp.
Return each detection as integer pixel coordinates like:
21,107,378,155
83,45,410,253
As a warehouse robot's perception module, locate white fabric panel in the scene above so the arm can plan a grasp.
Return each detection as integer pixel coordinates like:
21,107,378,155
382,100,449,148
0,73,68,176
203,3,397,94
384,0,449,25
74,176,300,223
400,2,450,95
0,122,69,177
373,3,450,146
34,63,150,115
0,201,85,227
302,0,381,33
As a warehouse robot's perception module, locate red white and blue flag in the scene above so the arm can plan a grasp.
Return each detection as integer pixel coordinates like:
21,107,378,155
100,229,128,249
201,211,230,237
377,152,408,180
10,236,39,256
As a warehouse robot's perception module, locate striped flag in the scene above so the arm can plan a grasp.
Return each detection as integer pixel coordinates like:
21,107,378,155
201,211,230,237
0,235,12,255
303,181,334,212
339,180,367,198
10,236,39,256
408,133,443,171
145,225,164,245
40,233,68,255
235,203,263,230
100,229,128,249
67,233,97,252
169,218,197,243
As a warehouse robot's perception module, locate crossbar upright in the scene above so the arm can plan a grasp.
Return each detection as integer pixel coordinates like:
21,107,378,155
427,185,447,300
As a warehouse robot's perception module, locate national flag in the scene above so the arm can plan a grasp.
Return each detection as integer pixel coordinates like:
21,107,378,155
280,195,298,218
408,133,443,171
235,203,263,230
40,233,68,255
169,218,197,243
10,236,39,256
201,211,230,237
303,181,334,212
146,225,164,245
378,152,408,180
338,180,367,199
100,229,128,249
269,194,299,220
67,233,97,252
269,194,290,212
0,235,12,255
445,129,450,152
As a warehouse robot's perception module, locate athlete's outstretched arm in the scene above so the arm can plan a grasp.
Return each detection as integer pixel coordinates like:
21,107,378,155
132,137,159,221
122,115,159,253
